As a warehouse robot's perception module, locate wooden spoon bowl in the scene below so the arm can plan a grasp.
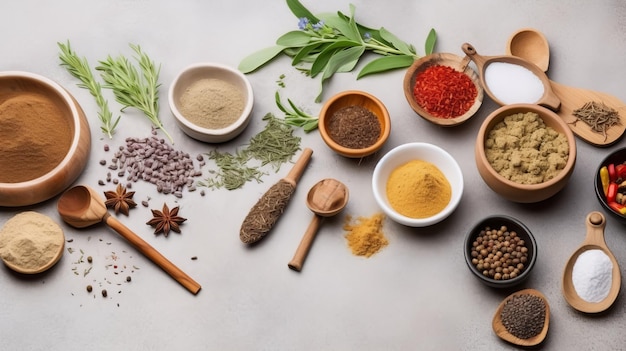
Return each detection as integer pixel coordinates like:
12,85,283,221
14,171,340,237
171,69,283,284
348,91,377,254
562,211,621,313
506,28,550,72
492,288,550,347
462,43,560,111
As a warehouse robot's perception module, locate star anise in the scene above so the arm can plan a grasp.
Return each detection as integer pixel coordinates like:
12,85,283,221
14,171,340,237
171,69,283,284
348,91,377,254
146,203,187,237
104,184,137,216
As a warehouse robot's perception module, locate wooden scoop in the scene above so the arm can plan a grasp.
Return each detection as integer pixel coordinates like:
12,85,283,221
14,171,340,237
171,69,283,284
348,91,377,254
57,185,201,295
562,211,621,313
506,28,550,72
462,43,560,111
505,29,626,146
492,288,550,347
240,148,313,244
288,178,348,272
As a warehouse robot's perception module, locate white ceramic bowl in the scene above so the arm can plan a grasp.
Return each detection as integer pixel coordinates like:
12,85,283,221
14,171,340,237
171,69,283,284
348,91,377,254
168,62,254,143
372,142,464,227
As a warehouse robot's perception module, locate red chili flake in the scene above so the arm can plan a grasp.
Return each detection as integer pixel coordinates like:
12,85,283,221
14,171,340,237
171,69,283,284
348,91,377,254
412,64,478,119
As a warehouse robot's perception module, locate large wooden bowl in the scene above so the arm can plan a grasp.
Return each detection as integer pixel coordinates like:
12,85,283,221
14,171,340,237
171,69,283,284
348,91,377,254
475,104,576,203
0,71,91,207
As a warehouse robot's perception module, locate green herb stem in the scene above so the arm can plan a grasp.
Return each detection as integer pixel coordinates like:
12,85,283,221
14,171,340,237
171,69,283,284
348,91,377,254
57,41,120,139
96,44,174,144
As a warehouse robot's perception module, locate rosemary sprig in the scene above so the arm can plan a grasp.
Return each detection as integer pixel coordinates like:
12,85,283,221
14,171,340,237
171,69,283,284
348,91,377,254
275,91,318,132
57,41,120,139
96,44,174,144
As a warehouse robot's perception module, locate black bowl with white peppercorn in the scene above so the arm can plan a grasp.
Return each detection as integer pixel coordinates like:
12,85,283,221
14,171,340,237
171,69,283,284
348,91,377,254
464,215,537,288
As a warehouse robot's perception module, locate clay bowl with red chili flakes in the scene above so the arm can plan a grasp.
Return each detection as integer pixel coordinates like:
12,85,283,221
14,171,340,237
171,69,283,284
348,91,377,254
403,53,484,127
318,90,391,158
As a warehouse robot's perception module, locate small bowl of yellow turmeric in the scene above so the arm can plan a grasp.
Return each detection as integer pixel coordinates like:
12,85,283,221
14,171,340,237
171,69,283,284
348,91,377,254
372,142,464,227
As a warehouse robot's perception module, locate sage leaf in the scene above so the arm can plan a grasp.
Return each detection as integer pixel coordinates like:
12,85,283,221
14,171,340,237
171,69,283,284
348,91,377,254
310,40,359,77
291,42,323,65
287,0,319,23
357,55,415,79
277,31,313,47
425,28,437,55
379,27,415,56
317,46,365,102
238,45,286,73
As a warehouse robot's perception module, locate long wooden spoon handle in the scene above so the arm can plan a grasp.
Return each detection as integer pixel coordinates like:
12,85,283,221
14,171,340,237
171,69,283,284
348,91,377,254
284,148,313,185
103,214,201,294
288,214,322,272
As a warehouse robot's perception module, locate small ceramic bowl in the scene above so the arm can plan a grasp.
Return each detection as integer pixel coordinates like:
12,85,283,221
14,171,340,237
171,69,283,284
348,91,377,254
403,52,483,127
372,142,464,227
464,215,537,288
0,71,91,207
168,62,254,143
594,147,626,224
318,90,391,158
475,104,576,203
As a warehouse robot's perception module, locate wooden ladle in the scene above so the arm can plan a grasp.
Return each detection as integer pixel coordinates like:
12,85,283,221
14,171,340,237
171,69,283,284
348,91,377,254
506,28,550,72
505,29,626,146
57,185,201,295
492,288,550,347
562,211,621,313
462,42,561,111
288,178,349,272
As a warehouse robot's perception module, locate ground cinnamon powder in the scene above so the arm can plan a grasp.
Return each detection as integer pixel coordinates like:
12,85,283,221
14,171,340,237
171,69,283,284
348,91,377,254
344,213,388,257
0,92,73,183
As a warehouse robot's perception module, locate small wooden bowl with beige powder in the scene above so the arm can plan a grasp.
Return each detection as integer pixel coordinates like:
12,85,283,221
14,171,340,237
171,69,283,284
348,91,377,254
168,63,254,143
0,71,91,207
0,211,65,274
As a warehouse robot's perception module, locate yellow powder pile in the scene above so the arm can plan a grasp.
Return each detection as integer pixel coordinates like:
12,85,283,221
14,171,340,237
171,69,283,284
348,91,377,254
386,159,451,218
344,213,388,257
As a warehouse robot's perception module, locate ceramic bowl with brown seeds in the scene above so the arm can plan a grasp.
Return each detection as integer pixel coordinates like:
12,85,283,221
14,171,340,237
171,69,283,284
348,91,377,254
403,52,483,127
318,90,391,158
0,71,91,207
464,215,537,288
168,62,254,143
475,103,576,203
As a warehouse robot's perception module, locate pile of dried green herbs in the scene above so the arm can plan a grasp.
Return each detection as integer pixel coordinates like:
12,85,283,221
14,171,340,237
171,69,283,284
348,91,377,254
198,113,301,190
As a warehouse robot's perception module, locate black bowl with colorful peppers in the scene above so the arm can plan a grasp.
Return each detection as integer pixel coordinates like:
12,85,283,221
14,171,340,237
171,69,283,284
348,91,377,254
595,148,626,223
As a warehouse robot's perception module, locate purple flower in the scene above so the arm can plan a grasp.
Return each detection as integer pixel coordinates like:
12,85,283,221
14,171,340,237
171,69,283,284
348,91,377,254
298,17,309,30
312,20,325,31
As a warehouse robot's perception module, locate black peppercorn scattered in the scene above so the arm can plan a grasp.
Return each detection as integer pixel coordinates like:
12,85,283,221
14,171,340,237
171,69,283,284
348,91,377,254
86,285,92,293
102,289,108,298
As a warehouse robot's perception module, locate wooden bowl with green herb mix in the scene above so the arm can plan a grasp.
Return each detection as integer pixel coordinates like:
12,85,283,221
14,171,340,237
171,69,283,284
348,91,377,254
168,62,254,143
0,71,91,207
475,104,576,203
318,90,391,158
